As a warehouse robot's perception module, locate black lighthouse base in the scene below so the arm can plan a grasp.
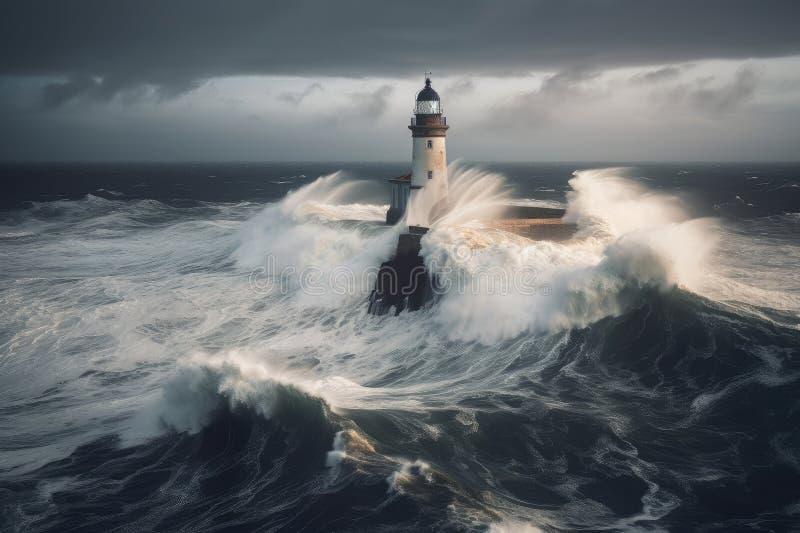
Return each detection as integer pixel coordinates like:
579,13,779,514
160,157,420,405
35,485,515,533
367,230,435,315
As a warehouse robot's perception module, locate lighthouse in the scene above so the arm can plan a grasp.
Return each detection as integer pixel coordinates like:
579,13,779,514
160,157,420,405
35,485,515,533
406,75,449,231
369,75,450,314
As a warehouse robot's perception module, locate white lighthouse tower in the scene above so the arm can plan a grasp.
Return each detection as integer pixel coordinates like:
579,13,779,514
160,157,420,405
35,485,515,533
406,75,449,232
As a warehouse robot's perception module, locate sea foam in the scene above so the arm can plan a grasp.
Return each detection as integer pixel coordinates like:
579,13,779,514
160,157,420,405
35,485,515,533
423,166,718,343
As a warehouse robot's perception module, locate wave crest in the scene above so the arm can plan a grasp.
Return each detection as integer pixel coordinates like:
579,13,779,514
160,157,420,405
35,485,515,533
149,351,342,435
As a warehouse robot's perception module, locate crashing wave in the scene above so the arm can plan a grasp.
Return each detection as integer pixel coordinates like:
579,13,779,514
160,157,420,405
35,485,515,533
422,167,718,342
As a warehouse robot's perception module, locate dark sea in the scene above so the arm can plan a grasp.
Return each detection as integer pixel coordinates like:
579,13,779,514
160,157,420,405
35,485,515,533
1,161,799,532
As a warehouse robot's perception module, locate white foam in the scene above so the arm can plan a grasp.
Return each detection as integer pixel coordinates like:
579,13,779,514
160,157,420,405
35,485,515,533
325,430,348,468
386,458,434,493
487,520,545,533
232,172,400,308
423,168,718,343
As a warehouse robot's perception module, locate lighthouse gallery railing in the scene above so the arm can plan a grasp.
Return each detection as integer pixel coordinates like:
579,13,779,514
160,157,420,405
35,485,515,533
410,116,446,126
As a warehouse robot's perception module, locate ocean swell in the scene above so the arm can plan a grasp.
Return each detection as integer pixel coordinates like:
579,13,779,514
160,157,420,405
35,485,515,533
2,163,799,532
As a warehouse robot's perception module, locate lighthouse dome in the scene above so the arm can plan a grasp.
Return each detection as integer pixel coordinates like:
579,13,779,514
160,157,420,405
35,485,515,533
416,78,440,102
414,77,442,114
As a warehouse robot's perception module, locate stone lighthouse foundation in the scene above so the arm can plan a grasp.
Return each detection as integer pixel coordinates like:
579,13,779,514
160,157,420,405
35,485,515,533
367,231,435,315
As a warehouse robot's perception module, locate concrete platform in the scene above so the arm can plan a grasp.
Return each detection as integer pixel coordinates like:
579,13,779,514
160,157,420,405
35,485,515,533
487,218,577,241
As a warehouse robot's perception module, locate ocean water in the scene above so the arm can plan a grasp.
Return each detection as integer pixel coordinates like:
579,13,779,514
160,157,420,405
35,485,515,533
1,161,799,532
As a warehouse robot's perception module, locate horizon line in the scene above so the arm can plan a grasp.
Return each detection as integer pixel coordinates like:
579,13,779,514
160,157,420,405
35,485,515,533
3,159,800,165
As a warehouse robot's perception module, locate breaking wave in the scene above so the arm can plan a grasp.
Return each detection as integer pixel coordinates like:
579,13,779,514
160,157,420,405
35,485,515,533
422,166,719,342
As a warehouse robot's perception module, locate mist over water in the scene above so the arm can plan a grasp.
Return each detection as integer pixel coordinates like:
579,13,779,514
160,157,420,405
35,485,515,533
1,162,799,532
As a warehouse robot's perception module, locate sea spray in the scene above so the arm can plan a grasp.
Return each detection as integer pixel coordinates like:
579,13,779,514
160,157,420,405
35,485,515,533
431,162,513,227
423,168,718,342
233,172,400,307
563,167,690,236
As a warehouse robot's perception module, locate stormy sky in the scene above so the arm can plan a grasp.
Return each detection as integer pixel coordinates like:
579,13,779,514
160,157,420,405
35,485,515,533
2,0,800,161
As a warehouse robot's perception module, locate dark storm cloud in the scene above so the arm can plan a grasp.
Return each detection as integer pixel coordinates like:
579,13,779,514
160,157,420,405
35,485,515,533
2,0,799,105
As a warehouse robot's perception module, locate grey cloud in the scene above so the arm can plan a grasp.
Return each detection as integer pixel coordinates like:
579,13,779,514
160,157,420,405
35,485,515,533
445,78,476,97
658,67,759,115
347,85,393,117
490,68,603,129
316,84,394,125
690,68,758,114
41,76,102,109
492,94,553,129
277,83,324,106
40,74,201,108
539,68,602,99
40,76,145,108
630,65,687,85
2,0,799,105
